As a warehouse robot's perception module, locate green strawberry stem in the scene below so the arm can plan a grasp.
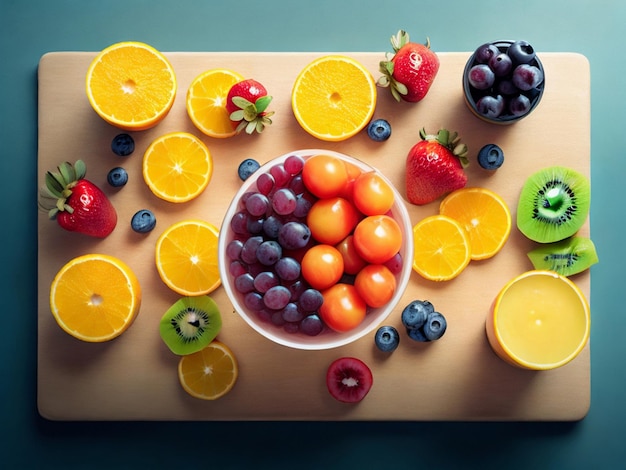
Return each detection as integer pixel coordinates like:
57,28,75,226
38,160,87,218
419,128,469,168
229,95,275,134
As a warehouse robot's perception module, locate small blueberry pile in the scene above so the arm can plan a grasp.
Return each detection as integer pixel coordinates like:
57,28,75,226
374,299,447,352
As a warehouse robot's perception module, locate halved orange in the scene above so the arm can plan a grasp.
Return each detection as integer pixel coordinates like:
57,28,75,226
49,254,141,342
412,215,471,281
291,55,377,141
155,219,221,296
186,68,244,138
440,187,512,260
142,131,213,203
86,41,177,131
178,341,239,400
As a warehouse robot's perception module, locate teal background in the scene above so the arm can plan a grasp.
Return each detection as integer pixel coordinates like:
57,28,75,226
1,0,622,467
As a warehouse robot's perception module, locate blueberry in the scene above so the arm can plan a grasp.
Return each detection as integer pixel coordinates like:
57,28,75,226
488,53,513,77
423,312,447,341
406,326,430,342
238,158,261,181
507,40,536,64
468,64,495,90
473,43,499,64
374,325,400,352
477,144,504,170
131,209,156,233
107,167,128,187
401,300,433,330
475,95,505,119
512,64,543,91
509,94,532,117
367,119,391,142
111,133,135,156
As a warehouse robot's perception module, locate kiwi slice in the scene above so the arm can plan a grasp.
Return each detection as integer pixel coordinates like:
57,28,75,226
527,236,598,276
159,296,222,355
517,166,590,243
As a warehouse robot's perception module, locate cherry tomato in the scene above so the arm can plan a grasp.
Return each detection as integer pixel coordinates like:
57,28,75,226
338,160,363,200
302,154,349,199
301,244,344,290
319,283,367,332
335,235,367,275
307,197,360,245
354,264,397,308
353,214,403,264
352,171,395,216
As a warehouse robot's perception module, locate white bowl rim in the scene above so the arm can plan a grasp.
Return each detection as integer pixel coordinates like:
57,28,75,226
218,149,414,350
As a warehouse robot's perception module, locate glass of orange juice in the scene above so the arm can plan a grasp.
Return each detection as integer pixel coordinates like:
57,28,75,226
486,270,590,370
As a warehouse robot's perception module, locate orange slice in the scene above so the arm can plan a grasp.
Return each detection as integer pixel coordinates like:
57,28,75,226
85,41,177,131
49,254,141,342
186,68,245,138
142,131,213,203
178,341,239,400
440,187,512,260
291,55,377,141
155,219,221,296
412,215,471,281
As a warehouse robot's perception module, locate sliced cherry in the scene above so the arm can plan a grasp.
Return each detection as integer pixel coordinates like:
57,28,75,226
326,357,373,403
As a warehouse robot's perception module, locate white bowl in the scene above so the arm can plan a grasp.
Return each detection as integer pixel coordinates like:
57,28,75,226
218,149,414,350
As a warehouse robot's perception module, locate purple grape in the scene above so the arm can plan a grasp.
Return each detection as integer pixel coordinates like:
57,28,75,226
235,273,255,293
384,252,403,275
270,310,287,326
272,188,297,215
299,288,324,312
282,302,304,323
226,239,244,260
283,322,300,334
241,236,263,264
509,94,532,116
278,221,311,250
293,194,312,218
264,285,291,310
246,216,264,234
256,240,282,266
245,192,270,217
284,155,305,174
230,211,249,235
262,215,283,239
275,257,301,281
300,314,324,336
488,53,513,77
253,271,279,293
468,64,495,90
473,43,499,64
229,260,247,277
289,175,305,194
497,79,517,95
287,280,306,301
512,64,543,91
270,163,290,188
244,292,264,311
256,172,275,195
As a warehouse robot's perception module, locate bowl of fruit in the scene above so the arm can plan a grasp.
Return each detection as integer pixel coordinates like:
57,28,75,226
218,149,414,350
463,40,545,124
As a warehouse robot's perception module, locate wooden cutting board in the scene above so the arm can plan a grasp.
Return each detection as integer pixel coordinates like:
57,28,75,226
37,51,591,421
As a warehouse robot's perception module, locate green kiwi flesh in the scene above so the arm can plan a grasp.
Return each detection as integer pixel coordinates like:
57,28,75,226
159,296,222,355
517,166,590,243
527,236,598,276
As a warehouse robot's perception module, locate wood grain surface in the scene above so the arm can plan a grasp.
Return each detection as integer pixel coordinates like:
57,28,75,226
37,51,591,421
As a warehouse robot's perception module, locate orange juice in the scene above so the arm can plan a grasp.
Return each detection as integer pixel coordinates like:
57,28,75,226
486,270,590,370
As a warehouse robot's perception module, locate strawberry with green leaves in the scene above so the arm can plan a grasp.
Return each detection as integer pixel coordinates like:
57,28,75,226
378,30,440,102
226,79,275,134
38,160,117,238
406,128,469,205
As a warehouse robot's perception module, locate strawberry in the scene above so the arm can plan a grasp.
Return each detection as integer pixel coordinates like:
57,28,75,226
405,128,469,205
378,30,440,102
38,160,117,238
225,79,274,134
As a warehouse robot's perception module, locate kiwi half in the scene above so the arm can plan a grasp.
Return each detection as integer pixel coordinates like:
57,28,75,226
159,296,222,355
527,236,598,276
517,166,590,243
